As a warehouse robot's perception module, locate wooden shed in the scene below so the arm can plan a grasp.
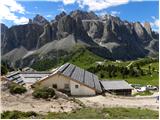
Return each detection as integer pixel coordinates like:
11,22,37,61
100,80,133,96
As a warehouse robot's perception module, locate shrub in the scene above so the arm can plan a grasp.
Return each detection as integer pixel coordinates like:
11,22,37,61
1,65,8,75
1,111,38,119
8,83,27,94
32,87,55,99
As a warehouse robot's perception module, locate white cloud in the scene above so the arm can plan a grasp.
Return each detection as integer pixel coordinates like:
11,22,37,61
48,0,75,5
58,6,66,12
14,17,29,24
0,0,29,24
77,0,129,11
150,16,159,32
46,14,52,18
110,11,120,16
17,0,149,12
47,0,129,11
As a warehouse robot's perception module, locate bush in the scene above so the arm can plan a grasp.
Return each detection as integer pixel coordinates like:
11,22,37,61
32,87,55,99
1,65,8,75
1,111,38,119
9,83,27,94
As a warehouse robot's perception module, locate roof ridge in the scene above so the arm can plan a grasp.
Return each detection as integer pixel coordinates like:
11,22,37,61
69,65,76,77
58,63,70,73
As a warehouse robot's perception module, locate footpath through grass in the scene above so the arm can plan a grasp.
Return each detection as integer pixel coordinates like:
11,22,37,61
88,59,159,86
1,107,159,119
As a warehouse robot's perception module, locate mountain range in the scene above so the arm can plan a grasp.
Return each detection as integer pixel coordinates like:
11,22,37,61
1,10,159,68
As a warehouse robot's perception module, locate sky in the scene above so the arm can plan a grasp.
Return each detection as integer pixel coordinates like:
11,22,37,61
0,0,159,31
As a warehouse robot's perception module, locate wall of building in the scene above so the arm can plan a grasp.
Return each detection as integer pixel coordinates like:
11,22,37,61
108,89,132,96
36,73,96,96
70,80,96,96
38,73,70,90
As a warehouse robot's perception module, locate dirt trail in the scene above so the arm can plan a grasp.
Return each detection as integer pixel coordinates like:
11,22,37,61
77,94,159,111
1,89,159,114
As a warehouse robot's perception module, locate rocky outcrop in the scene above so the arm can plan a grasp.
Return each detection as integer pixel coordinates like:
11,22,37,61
82,14,158,59
37,14,96,48
2,24,44,54
37,23,55,48
82,20,104,40
143,22,152,36
1,23,8,44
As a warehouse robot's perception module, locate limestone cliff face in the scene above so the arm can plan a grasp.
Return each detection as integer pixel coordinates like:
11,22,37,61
1,24,44,54
1,10,159,67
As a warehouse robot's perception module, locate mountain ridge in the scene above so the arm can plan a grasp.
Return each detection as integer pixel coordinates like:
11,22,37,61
1,10,159,68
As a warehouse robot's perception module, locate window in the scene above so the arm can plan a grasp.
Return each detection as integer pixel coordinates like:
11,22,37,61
75,85,79,88
64,84,69,89
52,84,57,88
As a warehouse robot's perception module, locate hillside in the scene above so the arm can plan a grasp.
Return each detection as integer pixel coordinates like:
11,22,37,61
86,58,159,86
31,46,104,71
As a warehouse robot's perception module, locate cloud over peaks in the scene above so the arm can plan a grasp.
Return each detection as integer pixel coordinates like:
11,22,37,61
0,0,29,24
48,0,129,11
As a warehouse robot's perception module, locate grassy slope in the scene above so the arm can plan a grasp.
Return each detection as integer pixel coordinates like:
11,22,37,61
45,108,158,119
1,108,158,119
31,46,104,71
31,46,158,86
69,47,104,69
95,60,159,86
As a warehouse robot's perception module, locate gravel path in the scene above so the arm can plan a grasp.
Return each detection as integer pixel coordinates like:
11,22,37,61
77,94,159,111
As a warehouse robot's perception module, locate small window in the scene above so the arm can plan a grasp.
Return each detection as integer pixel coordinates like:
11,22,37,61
52,84,57,88
64,84,69,89
75,85,79,88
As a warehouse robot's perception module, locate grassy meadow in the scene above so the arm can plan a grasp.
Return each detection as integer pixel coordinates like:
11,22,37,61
1,107,159,119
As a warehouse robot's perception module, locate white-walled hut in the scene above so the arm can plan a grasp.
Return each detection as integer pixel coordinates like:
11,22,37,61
32,63,102,96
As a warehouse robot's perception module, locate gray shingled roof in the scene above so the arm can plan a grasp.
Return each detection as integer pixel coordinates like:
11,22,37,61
6,71,51,84
57,63,102,93
100,80,133,90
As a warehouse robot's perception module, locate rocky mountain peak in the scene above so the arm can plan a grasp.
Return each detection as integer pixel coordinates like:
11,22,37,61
55,11,67,21
1,23,8,33
32,14,49,26
143,22,152,36
1,11,159,67
70,10,99,20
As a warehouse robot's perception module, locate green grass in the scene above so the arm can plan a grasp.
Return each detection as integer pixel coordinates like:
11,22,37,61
30,46,158,86
92,59,159,86
1,111,38,119
69,47,104,69
1,107,159,119
101,71,158,86
126,72,158,86
31,46,103,71
142,62,159,70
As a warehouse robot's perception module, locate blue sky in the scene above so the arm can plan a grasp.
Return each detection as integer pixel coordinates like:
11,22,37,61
0,0,159,31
